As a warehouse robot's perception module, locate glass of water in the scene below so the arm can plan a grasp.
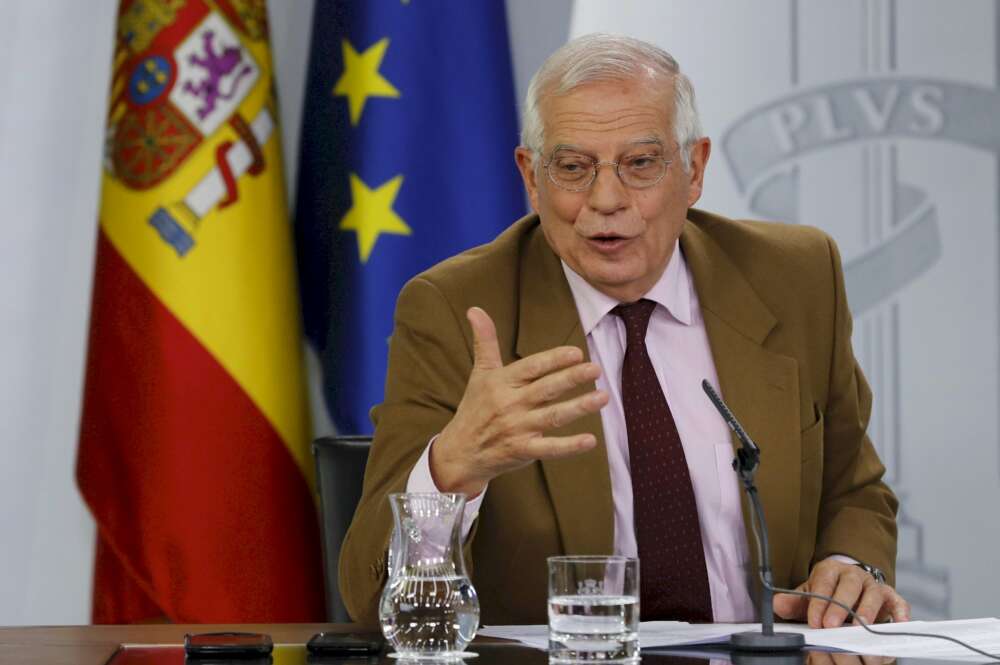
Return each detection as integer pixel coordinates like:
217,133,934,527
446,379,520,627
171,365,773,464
547,555,639,662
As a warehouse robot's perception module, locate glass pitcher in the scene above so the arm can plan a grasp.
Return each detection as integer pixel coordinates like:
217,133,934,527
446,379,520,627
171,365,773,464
379,492,480,658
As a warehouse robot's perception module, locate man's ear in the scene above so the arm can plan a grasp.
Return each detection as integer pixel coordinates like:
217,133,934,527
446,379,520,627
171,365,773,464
514,146,541,213
685,137,711,208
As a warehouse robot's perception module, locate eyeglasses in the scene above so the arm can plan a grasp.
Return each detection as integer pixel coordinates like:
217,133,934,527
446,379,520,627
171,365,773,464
543,150,674,192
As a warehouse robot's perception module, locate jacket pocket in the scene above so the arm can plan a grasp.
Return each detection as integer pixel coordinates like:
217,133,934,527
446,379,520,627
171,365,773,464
796,405,824,580
800,405,824,464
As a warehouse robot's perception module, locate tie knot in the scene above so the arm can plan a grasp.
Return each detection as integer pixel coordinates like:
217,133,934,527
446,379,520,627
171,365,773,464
613,299,657,340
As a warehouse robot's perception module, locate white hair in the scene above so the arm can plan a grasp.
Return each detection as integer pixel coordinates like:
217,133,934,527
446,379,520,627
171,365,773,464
521,33,703,171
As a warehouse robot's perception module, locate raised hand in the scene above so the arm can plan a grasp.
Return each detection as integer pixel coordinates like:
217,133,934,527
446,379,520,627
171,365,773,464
429,307,610,496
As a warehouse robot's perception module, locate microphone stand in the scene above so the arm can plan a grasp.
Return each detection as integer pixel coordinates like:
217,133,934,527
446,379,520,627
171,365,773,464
702,380,805,652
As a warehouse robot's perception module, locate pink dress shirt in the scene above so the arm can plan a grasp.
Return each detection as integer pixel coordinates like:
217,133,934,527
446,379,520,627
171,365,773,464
408,242,753,621
559,242,755,622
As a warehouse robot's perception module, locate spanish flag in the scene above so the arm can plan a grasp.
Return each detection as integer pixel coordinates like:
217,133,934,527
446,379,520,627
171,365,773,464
76,0,323,623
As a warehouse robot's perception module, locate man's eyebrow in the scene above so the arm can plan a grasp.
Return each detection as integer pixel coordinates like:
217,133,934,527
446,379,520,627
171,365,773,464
548,138,666,155
549,143,588,155
629,137,665,149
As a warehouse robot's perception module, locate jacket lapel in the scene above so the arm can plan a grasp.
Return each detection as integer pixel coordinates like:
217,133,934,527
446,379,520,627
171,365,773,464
680,220,802,585
515,223,615,556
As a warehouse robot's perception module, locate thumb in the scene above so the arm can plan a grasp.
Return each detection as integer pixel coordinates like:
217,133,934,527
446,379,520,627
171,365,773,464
467,307,503,371
773,582,808,620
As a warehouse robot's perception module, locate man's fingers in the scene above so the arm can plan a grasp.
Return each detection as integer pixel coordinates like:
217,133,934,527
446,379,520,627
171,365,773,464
523,390,609,432
806,565,839,628
830,654,865,665
517,433,598,460
875,590,910,624
890,594,911,623
859,656,895,665
523,361,602,405
805,651,835,665
468,307,503,370
851,580,887,626
773,586,808,620
853,577,906,626
507,345,584,384
822,571,864,628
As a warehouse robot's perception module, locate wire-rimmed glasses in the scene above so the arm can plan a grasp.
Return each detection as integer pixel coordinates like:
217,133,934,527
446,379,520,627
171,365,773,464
544,150,674,192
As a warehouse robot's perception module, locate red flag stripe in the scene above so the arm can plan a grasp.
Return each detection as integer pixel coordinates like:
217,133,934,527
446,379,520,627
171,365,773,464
77,230,324,622
91,532,162,623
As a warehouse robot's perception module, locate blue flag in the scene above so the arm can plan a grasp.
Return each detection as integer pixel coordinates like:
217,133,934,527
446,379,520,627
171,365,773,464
295,0,525,434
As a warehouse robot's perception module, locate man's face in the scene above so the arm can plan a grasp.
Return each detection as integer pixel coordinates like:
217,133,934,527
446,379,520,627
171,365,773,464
515,77,710,303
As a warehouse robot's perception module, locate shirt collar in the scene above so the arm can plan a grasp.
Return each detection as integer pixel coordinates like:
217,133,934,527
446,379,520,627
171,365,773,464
561,239,693,335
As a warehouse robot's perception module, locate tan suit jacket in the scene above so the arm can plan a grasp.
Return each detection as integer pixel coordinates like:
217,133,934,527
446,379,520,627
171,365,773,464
339,209,898,626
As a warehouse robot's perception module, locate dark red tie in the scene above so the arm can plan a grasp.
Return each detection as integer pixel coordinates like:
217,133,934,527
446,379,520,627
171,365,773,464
614,299,714,622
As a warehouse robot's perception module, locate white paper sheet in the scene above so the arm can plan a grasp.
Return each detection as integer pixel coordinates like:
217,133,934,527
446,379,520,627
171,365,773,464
789,619,1000,662
478,618,1000,662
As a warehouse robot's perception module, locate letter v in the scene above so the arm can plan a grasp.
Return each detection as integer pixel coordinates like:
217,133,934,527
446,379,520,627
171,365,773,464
853,85,901,133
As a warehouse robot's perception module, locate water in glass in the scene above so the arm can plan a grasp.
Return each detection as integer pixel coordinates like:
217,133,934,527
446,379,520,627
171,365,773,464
549,594,639,660
547,556,639,662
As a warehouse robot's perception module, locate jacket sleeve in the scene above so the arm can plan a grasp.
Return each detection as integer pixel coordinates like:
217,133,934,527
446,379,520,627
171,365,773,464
338,275,475,626
812,235,899,584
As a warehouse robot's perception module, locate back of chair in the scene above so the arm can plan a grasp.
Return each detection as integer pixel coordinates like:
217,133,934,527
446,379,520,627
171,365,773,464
312,434,372,622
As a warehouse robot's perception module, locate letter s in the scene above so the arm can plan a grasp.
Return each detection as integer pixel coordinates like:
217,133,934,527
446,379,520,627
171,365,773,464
910,86,944,134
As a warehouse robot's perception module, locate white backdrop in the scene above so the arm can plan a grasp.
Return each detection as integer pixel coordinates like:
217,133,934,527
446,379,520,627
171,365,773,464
0,0,995,624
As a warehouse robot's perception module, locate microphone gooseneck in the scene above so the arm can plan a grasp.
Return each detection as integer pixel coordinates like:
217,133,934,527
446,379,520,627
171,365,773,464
701,379,804,651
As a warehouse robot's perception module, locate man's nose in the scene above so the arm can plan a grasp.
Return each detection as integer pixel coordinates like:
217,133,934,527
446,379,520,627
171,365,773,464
586,164,629,215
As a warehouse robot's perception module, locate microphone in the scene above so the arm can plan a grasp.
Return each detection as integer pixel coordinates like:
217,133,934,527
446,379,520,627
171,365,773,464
701,379,760,480
701,380,805,652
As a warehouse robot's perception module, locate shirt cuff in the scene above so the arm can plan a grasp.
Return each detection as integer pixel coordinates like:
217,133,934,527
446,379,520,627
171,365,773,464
825,554,860,566
406,435,485,541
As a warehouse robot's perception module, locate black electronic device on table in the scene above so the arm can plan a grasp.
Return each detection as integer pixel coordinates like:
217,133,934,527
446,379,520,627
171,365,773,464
183,631,274,659
306,632,384,657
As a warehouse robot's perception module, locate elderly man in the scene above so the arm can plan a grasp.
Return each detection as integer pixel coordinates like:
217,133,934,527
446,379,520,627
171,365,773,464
339,33,909,628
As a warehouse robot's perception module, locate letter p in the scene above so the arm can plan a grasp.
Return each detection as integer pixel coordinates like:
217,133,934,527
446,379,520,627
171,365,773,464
769,104,807,155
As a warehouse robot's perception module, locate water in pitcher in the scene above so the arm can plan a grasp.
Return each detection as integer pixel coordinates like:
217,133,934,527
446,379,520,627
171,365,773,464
380,573,479,656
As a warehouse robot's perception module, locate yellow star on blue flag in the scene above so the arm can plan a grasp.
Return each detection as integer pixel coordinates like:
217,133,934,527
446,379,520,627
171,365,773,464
333,38,400,126
339,174,410,263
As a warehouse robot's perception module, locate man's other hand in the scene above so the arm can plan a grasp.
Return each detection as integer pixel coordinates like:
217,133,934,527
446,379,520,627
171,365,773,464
430,306,609,496
807,651,896,665
773,558,910,628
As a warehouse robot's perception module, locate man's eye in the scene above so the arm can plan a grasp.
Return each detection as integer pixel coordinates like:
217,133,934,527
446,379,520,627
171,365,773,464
625,155,659,170
553,158,591,179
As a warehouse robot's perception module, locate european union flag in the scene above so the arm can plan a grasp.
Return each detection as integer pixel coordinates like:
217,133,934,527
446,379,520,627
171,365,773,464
295,1,525,434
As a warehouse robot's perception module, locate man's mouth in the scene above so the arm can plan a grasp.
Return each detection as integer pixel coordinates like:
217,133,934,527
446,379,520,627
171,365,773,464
586,233,631,252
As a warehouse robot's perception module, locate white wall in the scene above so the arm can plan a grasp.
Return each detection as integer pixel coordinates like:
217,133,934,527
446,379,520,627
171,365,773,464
2,0,996,624
0,0,115,625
